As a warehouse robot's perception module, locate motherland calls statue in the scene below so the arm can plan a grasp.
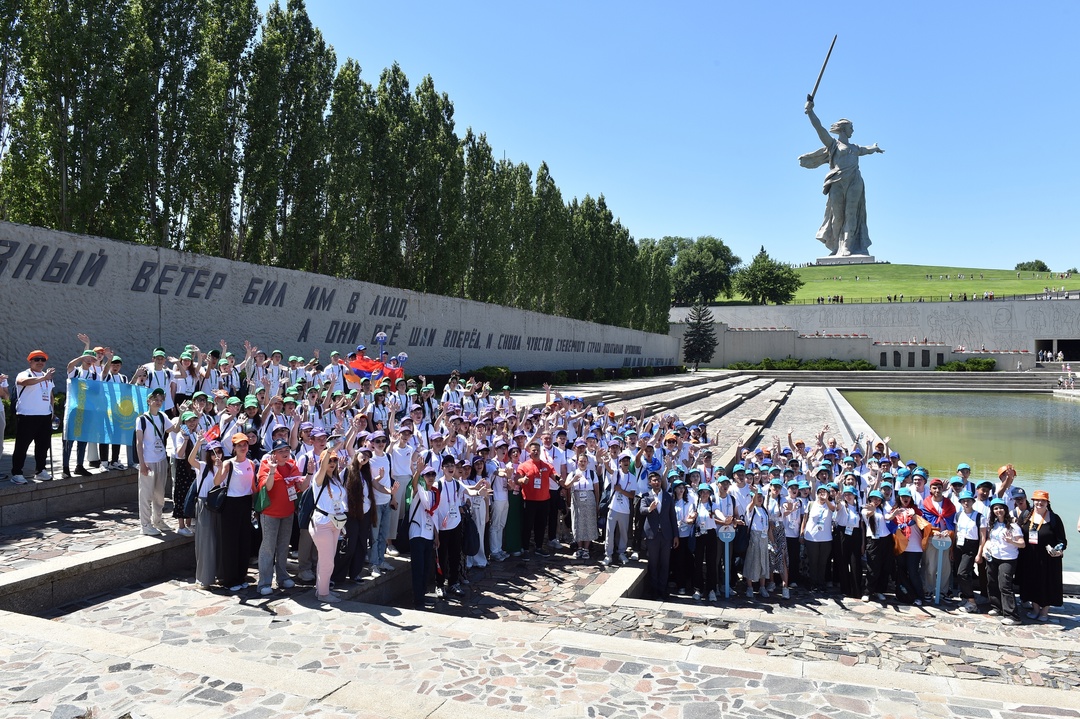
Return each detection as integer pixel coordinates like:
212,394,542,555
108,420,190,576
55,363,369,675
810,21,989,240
799,99,883,257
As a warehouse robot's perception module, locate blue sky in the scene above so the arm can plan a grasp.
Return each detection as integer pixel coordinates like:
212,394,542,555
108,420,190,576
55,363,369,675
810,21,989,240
286,1,1079,269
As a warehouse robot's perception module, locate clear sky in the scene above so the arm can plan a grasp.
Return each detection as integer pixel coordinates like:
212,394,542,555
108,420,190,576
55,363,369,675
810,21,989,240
285,0,1079,269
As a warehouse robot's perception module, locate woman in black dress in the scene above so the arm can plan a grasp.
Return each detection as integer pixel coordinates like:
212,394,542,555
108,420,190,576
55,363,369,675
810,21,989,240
1017,489,1068,621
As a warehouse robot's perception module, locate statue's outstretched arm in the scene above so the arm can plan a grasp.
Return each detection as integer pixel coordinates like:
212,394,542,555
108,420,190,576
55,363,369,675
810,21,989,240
804,100,832,147
858,143,884,155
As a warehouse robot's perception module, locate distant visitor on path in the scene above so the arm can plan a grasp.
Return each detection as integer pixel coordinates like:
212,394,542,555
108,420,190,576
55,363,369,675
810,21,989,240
800,99,884,257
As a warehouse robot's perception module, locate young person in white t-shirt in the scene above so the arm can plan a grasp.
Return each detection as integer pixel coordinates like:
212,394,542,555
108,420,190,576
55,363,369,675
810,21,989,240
136,387,181,535
10,350,57,484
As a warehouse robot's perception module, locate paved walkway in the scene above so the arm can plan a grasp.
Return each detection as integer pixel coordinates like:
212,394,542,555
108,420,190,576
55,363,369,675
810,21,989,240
0,502,144,573
4,564,1077,719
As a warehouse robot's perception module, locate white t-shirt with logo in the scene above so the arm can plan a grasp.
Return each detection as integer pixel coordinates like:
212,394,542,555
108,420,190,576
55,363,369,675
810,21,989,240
138,412,175,464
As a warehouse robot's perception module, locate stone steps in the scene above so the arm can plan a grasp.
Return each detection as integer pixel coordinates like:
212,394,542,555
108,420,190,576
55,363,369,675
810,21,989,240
730,370,1057,392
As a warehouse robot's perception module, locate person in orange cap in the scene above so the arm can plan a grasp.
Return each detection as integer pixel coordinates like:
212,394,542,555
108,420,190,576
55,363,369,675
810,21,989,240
1016,489,1067,621
10,351,57,484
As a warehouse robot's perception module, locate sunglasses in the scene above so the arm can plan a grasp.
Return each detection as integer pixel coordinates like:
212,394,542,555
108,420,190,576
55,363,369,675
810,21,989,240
31,358,46,362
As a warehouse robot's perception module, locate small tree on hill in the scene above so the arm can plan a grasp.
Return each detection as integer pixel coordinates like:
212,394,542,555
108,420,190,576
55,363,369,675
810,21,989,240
1015,260,1051,272
734,247,805,305
682,302,718,371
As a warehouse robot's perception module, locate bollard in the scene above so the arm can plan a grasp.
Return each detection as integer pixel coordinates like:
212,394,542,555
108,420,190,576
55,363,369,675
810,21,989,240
718,526,736,598
931,534,952,605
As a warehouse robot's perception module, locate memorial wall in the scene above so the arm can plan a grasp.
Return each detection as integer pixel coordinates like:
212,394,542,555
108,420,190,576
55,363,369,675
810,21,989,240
0,222,679,372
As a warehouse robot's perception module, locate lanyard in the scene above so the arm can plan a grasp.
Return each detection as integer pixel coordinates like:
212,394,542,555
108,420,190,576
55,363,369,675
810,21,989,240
143,413,165,440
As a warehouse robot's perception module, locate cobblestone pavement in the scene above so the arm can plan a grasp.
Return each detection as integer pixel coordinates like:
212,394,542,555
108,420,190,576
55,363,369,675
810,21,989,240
0,502,147,572
17,565,1078,719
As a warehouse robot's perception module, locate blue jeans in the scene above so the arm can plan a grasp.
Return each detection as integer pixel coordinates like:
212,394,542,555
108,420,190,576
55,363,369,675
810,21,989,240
368,502,392,565
409,536,434,607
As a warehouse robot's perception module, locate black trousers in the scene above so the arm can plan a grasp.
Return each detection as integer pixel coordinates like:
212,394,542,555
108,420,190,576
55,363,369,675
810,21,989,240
671,538,694,590
838,528,865,598
693,530,718,593
646,536,673,599
865,535,893,595
217,494,253,587
986,556,1017,618
786,536,802,585
547,488,561,541
437,524,462,588
333,515,372,582
804,539,831,589
521,498,549,552
11,414,52,476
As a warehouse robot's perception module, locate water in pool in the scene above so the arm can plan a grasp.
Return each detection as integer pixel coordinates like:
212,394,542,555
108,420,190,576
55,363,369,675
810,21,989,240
843,391,1080,571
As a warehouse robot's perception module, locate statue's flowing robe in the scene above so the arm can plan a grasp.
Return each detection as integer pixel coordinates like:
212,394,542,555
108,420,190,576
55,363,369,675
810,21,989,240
799,140,872,256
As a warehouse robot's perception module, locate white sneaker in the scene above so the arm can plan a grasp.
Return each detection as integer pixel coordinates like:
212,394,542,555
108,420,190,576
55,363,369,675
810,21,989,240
618,553,629,565
601,557,612,567
318,593,341,603
142,526,162,536
861,594,870,602
708,590,717,602
281,579,296,589
113,462,127,470
548,539,561,549
35,471,51,480
10,474,28,485
760,588,770,598
450,583,464,596
435,587,445,599
746,587,754,598
630,551,640,561
177,527,194,537
386,546,399,556
693,591,701,601
379,561,394,571
259,586,273,596
370,568,382,578
782,587,790,599
153,522,171,532
298,570,316,582
766,581,776,592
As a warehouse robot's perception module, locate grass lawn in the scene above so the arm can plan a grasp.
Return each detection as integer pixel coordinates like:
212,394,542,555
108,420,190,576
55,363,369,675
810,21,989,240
728,263,1079,304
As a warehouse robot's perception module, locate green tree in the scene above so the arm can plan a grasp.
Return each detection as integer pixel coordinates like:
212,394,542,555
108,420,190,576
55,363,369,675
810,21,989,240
733,246,804,305
240,0,334,269
0,0,22,174
682,302,718,370
670,235,740,304
184,0,258,259
1015,260,1050,273
2,0,141,237
325,58,374,278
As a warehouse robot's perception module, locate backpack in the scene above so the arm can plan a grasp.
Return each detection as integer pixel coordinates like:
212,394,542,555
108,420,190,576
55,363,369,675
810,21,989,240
297,480,328,529
460,500,481,556
183,463,216,518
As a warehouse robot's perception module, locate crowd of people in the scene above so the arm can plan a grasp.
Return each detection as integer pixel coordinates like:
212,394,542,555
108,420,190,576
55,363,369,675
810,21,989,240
2,336,1073,623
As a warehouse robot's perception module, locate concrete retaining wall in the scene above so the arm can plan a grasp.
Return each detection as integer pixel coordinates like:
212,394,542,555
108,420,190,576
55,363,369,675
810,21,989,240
0,221,678,373
671,299,1079,363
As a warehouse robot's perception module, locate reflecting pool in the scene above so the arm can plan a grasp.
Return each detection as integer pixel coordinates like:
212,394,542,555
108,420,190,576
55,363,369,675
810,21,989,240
843,391,1080,571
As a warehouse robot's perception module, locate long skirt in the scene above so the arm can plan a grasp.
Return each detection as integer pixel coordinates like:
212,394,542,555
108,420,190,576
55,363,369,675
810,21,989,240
768,521,788,575
173,458,196,519
571,490,599,543
194,498,220,587
744,530,771,583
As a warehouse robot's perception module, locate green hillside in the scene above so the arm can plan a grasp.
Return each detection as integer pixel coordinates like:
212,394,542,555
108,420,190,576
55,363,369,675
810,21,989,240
782,263,1079,304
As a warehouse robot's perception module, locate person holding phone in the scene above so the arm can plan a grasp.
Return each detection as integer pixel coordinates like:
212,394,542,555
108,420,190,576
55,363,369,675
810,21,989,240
10,350,57,484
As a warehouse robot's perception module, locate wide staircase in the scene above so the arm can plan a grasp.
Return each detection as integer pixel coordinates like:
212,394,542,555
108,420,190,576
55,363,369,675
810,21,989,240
729,369,1058,392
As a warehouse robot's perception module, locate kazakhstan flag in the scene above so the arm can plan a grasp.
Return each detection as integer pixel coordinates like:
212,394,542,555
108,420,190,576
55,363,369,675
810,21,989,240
65,379,150,445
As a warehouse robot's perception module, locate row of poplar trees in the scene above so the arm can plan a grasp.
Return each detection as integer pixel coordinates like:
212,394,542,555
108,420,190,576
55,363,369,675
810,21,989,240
0,0,672,333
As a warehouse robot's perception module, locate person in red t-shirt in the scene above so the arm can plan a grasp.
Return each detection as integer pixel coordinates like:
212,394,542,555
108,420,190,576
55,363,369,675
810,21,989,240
516,440,556,557
256,439,302,595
